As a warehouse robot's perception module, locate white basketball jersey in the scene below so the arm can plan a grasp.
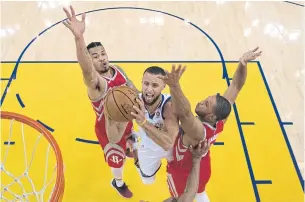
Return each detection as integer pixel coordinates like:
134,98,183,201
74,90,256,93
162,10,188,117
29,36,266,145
138,93,172,153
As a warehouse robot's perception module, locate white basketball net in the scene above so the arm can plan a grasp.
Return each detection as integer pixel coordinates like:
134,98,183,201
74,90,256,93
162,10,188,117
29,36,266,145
1,119,58,202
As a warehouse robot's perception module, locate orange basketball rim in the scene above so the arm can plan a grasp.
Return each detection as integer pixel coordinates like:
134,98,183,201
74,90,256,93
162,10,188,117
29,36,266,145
1,111,65,202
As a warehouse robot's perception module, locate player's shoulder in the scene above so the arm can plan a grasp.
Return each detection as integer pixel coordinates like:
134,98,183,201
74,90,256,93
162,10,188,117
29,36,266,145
161,94,172,108
112,64,124,72
161,95,174,119
161,93,171,105
216,120,225,131
201,120,224,132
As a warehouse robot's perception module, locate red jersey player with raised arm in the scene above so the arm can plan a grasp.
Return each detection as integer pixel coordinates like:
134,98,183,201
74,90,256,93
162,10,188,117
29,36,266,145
158,47,262,202
62,6,138,198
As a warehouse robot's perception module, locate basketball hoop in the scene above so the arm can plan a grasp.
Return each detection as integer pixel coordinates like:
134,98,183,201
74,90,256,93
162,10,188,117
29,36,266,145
1,111,64,202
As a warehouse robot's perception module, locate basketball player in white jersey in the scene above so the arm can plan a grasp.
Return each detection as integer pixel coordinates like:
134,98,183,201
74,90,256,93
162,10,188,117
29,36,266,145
130,66,179,184
63,6,138,198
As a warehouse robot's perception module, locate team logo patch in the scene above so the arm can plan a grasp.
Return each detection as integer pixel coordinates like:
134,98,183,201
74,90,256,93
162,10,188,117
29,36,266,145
107,153,124,168
156,111,160,117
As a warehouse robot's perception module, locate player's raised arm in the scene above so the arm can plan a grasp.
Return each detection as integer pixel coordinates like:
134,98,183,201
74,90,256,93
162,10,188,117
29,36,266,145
63,6,106,98
158,65,206,141
223,47,262,122
131,99,179,151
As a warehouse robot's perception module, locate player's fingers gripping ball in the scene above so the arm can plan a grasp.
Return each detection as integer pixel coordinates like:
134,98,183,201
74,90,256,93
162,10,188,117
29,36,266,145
131,99,146,125
104,86,140,122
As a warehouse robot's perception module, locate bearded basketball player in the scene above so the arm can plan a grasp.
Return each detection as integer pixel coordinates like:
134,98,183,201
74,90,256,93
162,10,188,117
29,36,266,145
63,6,138,198
131,66,179,184
159,47,262,201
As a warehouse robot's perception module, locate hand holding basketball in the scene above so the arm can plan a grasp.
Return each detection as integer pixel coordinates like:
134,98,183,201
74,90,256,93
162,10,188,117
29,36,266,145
62,5,86,39
240,47,262,66
131,99,147,127
104,86,140,122
158,64,186,88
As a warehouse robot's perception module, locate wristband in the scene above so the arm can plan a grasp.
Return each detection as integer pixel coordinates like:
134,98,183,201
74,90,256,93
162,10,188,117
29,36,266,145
139,119,147,126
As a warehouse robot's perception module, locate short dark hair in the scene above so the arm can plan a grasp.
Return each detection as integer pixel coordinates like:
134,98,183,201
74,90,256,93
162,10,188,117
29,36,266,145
143,66,166,76
87,42,103,50
214,93,231,121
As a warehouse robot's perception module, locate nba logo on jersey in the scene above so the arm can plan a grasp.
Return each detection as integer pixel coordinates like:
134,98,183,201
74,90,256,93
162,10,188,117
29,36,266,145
156,111,160,117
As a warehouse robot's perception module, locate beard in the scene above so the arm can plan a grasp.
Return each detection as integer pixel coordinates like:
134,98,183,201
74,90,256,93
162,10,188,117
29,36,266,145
99,67,109,74
95,62,109,74
142,94,161,106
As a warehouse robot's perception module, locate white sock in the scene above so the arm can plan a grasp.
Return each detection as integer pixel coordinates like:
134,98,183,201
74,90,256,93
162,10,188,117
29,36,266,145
111,167,124,187
195,191,210,202
115,179,124,187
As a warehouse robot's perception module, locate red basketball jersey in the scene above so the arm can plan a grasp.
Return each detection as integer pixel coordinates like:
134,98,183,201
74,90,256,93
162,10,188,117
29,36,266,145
91,65,128,123
167,120,225,194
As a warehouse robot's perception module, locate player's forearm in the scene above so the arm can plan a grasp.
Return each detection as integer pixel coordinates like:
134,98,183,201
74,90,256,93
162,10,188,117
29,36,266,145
142,122,173,151
169,84,192,117
115,66,140,93
127,81,140,94
74,35,95,74
179,159,201,202
231,61,248,90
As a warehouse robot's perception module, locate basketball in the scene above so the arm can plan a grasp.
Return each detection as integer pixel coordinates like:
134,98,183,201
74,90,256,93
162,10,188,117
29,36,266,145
104,86,140,122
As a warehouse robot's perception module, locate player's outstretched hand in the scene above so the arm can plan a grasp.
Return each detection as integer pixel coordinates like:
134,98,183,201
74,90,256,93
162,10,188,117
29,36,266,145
240,47,262,66
189,139,210,161
62,5,86,39
157,64,186,88
131,98,147,127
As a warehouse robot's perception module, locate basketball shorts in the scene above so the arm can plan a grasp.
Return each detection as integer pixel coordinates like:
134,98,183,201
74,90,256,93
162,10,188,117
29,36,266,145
137,142,173,184
95,114,133,168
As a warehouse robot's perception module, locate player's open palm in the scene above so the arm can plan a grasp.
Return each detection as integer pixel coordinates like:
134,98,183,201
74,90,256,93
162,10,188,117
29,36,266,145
189,139,210,160
63,5,86,39
158,64,186,87
240,47,262,66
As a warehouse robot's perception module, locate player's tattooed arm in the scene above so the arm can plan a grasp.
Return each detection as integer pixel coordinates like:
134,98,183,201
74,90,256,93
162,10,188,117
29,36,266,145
115,65,140,93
